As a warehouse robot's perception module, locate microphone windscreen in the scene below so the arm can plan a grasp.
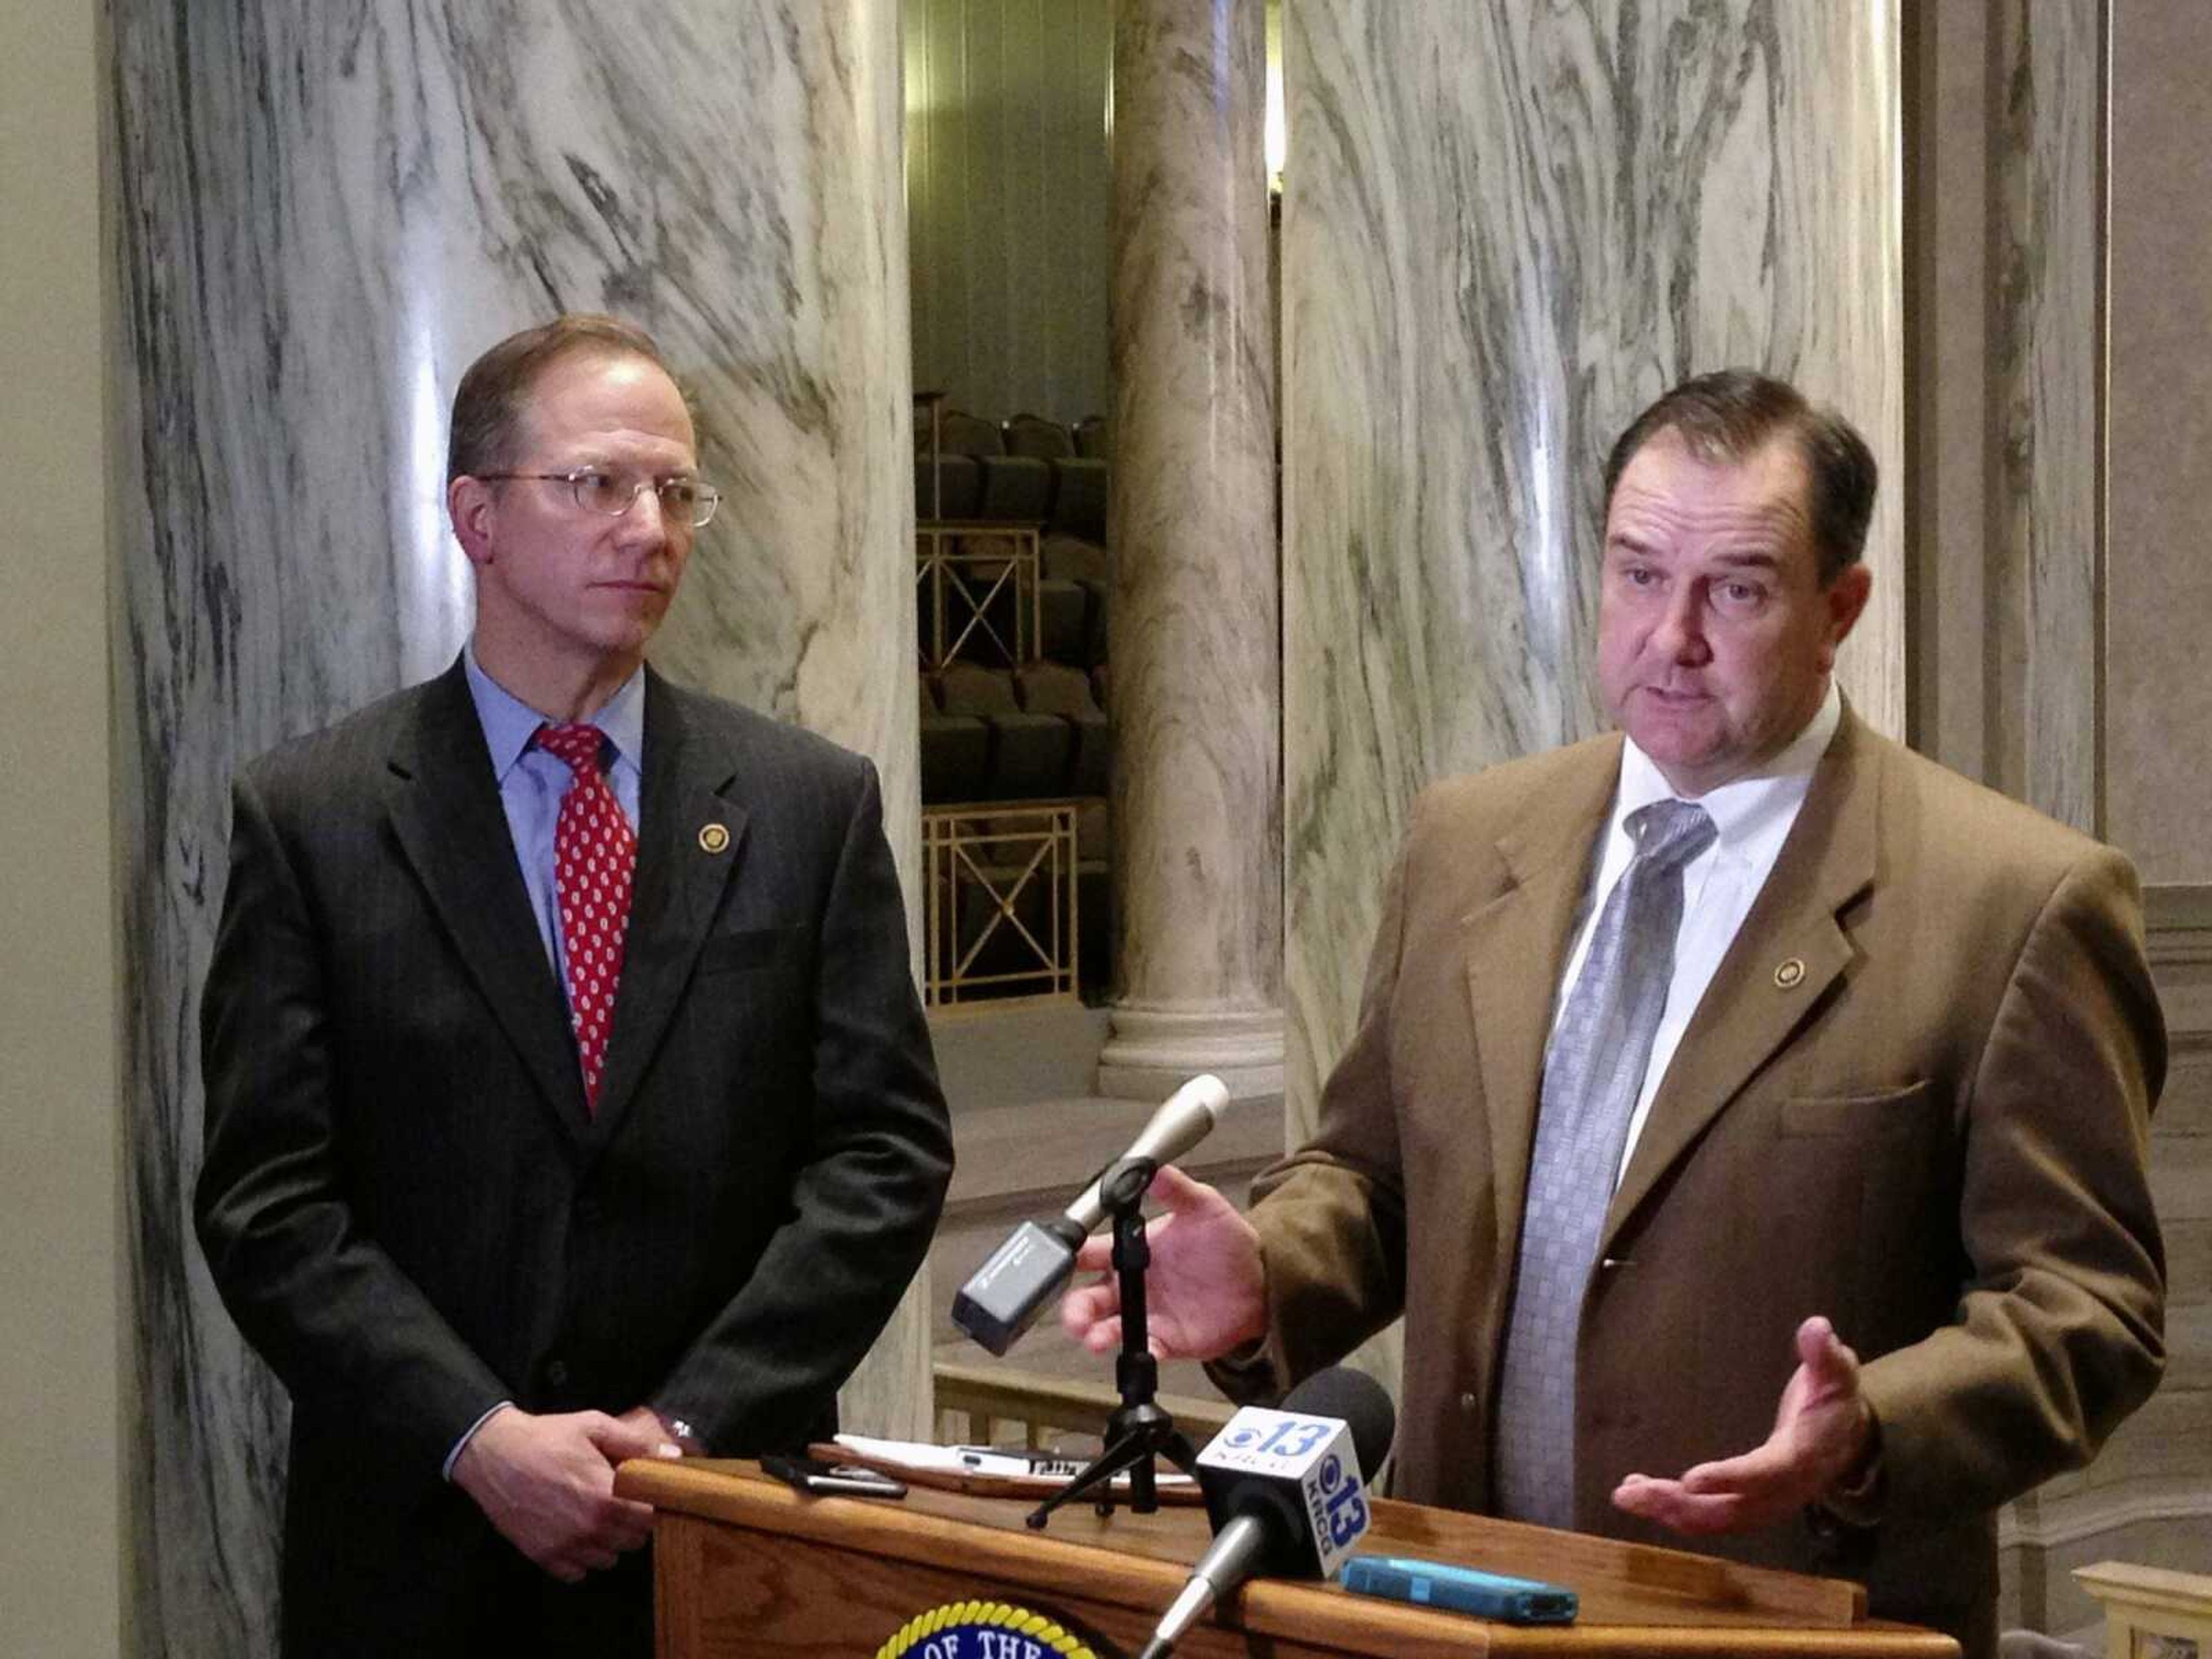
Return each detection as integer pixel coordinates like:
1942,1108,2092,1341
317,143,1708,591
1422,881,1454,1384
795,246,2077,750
1280,1366,1396,1480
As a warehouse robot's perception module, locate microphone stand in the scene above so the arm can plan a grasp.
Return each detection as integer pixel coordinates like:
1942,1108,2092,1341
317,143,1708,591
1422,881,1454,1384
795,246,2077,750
1025,1155,1199,1529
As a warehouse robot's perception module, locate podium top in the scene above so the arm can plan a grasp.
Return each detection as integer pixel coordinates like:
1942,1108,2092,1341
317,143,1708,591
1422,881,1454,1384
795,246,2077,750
619,1459,1957,1657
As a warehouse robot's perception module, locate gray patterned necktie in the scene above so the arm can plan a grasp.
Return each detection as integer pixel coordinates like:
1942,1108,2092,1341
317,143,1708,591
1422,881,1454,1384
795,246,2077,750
1493,797,1718,1529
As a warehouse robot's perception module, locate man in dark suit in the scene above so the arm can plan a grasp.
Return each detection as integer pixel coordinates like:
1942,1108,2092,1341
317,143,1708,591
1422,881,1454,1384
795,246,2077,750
196,315,954,1657
1060,372,2164,1656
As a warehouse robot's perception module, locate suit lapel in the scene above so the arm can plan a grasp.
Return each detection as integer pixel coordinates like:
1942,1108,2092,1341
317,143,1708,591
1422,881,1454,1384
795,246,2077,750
1461,740,1623,1269
1600,711,1879,1251
384,661,593,1138
589,670,749,1142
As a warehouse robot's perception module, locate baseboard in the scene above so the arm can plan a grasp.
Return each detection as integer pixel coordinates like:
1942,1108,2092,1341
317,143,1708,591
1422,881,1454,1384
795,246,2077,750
2147,884,2212,940
2001,1484,2212,1551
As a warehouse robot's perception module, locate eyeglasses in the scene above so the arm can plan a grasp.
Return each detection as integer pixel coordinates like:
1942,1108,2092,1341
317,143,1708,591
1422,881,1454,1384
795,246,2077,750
480,468,722,529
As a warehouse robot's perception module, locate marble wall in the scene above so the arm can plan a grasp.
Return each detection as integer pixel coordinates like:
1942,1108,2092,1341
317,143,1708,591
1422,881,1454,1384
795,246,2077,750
1281,0,1904,1137
2108,5,2212,887
1903,12,2155,1618
1955,2,2212,1633
105,3,918,1653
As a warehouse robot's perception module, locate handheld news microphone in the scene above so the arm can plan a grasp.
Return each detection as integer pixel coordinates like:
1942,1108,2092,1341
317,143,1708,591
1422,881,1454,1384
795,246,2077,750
1139,1366,1396,1659
950,1075,1228,1355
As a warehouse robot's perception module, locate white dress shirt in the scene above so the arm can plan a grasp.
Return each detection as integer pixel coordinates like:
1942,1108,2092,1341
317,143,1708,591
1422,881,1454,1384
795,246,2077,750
1549,681,1843,1188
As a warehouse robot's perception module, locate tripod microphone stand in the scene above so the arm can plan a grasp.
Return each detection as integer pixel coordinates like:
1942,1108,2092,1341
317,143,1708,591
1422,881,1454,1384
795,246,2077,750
1025,1155,1199,1529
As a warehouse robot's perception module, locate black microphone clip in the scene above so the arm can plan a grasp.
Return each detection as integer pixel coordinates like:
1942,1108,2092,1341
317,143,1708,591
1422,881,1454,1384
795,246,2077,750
949,1075,1227,1357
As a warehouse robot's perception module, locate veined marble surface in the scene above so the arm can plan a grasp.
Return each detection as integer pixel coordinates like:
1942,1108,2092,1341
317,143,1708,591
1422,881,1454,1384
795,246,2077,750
1103,0,1282,1086
105,4,916,1653
1282,0,1904,1137
1996,0,2101,835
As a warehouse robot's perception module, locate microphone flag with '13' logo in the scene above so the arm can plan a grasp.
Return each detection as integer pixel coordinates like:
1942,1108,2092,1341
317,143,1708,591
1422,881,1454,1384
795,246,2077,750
1194,1395,1377,1582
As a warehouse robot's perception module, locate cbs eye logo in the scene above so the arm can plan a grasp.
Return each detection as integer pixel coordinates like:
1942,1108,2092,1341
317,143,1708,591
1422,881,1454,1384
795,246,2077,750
1327,1490,1369,1546
1319,1455,1343,1492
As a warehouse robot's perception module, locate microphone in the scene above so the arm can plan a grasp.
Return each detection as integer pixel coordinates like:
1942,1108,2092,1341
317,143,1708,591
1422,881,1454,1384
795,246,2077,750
1139,1366,1396,1659
950,1074,1228,1356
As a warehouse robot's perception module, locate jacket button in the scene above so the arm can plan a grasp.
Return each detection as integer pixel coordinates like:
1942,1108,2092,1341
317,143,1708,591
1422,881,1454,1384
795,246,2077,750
546,1358,570,1388
1460,1391,1478,1411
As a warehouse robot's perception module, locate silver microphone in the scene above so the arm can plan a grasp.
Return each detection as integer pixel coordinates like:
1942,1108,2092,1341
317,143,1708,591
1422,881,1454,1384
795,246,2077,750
1063,1074,1229,1233
950,1074,1229,1355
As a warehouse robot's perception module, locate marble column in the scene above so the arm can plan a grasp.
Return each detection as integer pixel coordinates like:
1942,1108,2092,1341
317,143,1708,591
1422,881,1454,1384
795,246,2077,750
106,5,919,1653
1988,1,2103,836
1099,0,1284,1103
1283,0,1904,1142
1907,0,2103,841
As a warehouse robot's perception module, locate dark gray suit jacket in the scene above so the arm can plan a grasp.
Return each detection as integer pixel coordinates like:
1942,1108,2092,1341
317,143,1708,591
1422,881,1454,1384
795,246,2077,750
196,659,952,1656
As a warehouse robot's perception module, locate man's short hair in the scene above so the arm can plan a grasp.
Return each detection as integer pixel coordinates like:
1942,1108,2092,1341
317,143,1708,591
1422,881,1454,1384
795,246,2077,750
1601,370,1877,586
446,313,678,483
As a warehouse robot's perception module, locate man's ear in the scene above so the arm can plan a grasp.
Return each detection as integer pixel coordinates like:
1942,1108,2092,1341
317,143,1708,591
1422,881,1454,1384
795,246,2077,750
1819,563,1874,667
449,476,496,566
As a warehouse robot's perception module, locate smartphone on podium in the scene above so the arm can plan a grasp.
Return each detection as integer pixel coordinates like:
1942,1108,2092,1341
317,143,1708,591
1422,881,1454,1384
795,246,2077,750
1339,1555,1578,1623
759,1453,908,1499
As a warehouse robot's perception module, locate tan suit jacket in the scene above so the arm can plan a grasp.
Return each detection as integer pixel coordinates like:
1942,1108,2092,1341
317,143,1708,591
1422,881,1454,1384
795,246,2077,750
1238,709,2165,1656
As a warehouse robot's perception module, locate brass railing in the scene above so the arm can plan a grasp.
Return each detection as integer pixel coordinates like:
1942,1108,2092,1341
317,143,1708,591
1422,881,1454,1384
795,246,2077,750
917,521,1041,671
922,802,1080,1006
933,1359,1237,1452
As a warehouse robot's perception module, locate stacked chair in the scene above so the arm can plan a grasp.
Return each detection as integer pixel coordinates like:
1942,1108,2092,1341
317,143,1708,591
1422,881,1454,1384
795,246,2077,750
918,410,1115,1003
916,411,1108,543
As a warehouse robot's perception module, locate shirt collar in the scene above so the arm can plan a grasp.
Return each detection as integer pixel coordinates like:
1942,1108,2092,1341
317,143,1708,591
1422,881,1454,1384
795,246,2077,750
1615,680,1841,850
463,645,648,779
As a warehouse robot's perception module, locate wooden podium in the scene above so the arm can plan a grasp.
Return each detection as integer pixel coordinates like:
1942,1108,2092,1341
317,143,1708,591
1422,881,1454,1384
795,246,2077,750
616,1459,1958,1657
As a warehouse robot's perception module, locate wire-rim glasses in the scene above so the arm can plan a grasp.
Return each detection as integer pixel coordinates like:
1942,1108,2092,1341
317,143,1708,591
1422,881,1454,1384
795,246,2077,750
480,468,722,529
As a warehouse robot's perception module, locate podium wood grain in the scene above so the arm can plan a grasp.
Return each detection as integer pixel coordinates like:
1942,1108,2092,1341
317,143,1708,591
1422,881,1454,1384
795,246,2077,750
618,1460,1959,1657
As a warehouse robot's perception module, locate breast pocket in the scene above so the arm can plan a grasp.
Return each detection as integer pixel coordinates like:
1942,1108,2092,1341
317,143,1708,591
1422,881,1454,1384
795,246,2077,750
1778,1080,1940,1139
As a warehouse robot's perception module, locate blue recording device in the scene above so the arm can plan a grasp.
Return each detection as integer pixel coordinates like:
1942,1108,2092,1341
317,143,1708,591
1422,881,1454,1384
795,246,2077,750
1338,1554,1578,1624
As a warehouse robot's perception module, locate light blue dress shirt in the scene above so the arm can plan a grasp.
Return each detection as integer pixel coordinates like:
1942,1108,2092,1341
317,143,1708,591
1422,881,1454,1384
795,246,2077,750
461,646,646,992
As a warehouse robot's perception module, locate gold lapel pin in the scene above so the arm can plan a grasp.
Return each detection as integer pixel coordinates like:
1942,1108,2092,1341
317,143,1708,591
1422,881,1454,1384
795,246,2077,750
698,823,730,855
1774,957,1806,990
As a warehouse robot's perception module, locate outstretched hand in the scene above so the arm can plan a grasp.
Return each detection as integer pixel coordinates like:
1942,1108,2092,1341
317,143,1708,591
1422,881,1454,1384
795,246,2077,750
1612,1316,1877,1536
452,1406,676,1581
1056,1164,1267,1361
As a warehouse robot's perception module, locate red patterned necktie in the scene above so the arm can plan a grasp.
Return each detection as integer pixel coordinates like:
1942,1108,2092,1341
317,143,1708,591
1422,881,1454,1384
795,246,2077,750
534,723,636,1111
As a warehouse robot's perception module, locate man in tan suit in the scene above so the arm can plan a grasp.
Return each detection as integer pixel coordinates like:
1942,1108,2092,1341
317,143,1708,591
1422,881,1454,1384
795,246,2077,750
1061,372,2165,1657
